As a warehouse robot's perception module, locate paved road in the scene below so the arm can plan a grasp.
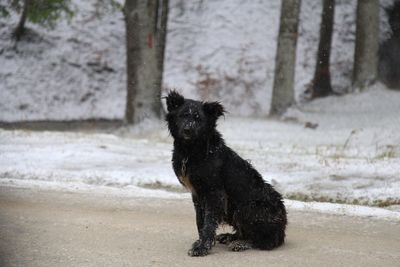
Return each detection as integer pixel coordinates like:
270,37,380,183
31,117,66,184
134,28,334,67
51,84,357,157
0,187,399,267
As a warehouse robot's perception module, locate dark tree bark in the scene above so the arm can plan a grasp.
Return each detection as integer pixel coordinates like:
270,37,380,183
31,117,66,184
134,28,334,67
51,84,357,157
270,0,301,116
13,0,29,41
378,1,400,89
124,0,169,124
310,0,335,99
156,0,169,104
353,0,379,89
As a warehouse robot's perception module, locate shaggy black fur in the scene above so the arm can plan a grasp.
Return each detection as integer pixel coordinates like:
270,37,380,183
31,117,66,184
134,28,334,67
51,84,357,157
165,91,287,256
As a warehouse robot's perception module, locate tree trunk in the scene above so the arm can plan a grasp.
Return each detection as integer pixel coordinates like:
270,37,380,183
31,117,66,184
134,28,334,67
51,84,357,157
124,0,168,124
156,0,169,116
311,0,335,99
353,0,379,90
14,0,29,41
270,0,301,116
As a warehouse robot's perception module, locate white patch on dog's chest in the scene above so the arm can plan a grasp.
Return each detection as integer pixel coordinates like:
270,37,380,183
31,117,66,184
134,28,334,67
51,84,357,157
178,174,196,195
179,157,196,195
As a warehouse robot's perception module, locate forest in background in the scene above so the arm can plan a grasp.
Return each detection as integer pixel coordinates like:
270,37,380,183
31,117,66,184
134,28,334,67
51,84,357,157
0,0,399,122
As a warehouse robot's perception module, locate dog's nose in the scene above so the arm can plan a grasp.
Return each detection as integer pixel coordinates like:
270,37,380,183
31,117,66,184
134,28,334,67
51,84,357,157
183,127,191,135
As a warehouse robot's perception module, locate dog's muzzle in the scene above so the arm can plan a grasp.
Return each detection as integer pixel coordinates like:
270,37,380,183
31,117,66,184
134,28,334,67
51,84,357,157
182,127,192,140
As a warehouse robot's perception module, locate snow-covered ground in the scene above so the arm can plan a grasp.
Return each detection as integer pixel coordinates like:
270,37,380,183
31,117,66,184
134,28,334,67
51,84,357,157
0,0,126,121
1,84,400,217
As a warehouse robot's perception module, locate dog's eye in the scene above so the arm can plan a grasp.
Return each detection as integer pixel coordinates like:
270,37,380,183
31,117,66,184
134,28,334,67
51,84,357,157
193,114,202,121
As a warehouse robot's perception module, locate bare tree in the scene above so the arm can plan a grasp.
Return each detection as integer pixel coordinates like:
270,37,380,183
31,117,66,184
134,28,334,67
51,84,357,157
378,1,400,89
157,0,169,95
270,0,301,116
14,0,29,40
124,0,169,124
353,0,379,89
310,0,335,99
11,0,73,41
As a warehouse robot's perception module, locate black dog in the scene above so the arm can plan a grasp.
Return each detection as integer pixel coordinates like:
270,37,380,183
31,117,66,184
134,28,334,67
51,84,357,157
165,91,287,256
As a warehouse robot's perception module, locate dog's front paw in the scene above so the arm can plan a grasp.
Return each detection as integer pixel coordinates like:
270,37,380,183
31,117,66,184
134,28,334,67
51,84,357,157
188,240,211,257
228,240,252,252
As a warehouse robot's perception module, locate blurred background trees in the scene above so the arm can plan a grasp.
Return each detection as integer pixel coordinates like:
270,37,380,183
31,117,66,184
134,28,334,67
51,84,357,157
0,0,398,124
309,0,334,99
124,0,168,124
353,0,380,90
0,0,74,40
270,0,301,116
379,1,400,89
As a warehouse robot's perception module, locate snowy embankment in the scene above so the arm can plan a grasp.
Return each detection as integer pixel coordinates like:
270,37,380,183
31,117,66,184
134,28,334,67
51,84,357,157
1,85,400,218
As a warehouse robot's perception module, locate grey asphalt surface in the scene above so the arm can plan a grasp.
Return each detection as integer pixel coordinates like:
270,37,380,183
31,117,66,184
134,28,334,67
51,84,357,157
0,187,399,267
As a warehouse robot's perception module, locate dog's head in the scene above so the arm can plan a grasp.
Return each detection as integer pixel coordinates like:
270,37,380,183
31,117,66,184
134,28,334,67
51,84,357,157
165,90,225,142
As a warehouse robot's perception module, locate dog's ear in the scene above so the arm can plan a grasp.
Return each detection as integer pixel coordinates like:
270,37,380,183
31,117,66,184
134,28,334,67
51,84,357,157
203,101,225,119
165,90,184,112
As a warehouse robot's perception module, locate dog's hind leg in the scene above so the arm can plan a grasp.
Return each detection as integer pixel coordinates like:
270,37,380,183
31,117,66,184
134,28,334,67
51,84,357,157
251,222,286,250
233,202,286,251
228,240,253,252
216,233,238,244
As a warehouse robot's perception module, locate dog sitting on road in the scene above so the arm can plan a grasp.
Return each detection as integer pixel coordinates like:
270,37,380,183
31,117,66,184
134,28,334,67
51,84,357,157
165,91,287,256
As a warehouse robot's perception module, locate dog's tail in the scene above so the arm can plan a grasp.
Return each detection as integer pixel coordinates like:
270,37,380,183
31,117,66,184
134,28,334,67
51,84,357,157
253,222,286,250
